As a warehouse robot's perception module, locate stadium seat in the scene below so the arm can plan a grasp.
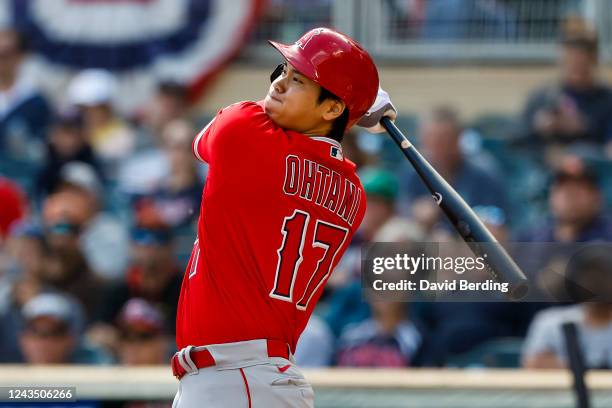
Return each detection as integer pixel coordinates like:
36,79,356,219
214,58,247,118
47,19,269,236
469,113,521,141
446,337,524,368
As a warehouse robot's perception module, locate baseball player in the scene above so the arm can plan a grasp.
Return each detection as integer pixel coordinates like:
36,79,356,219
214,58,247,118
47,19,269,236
171,27,396,407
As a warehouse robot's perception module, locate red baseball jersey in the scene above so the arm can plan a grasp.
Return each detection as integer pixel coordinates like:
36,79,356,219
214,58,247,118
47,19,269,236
176,101,366,352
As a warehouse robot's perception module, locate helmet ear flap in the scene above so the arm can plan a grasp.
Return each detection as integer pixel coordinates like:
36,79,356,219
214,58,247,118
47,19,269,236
270,64,283,83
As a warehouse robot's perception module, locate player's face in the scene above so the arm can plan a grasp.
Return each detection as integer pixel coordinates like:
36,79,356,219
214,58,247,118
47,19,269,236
264,62,342,134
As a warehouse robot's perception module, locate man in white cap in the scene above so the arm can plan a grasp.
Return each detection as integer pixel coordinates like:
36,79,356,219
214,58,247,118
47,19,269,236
68,69,136,171
19,292,111,364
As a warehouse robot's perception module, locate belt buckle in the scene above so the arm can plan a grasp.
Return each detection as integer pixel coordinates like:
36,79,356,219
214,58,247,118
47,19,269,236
179,345,199,377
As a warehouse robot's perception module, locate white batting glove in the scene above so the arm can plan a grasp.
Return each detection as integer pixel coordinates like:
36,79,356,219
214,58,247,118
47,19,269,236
356,87,397,133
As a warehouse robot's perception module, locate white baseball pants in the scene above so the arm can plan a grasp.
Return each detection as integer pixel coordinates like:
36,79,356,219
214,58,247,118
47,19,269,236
171,339,314,408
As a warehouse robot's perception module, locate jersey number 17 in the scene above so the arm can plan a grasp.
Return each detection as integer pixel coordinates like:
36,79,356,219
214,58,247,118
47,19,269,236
269,210,348,310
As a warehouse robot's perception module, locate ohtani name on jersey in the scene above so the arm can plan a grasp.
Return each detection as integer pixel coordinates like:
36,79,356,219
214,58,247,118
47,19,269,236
283,155,361,226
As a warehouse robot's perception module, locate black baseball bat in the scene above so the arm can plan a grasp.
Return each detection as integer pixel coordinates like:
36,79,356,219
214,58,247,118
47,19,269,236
380,117,528,300
562,322,591,408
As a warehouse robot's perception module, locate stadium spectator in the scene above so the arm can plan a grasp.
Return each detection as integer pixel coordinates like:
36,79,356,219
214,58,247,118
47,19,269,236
360,168,410,242
341,129,374,170
136,81,190,147
95,227,182,335
325,170,422,338
0,213,32,362
3,221,47,305
523,303,612,369
0,28,51,162
517,156,612,301
19,293,112,364
36,109,103,200
402,106,511,234
519,31,612,157
474,205,509,242
519,157,612,243
323,277,367,339
41,191,110,318
523,246,612,369
67,69,136,173
415,207,536,367
0,221,48,363
294,315,334,367
130,120,202,231
44,162,129,280
117,298,172,365
116,81,193,199
336,301,423,367
116,118,201,201
120,83,192,210
327,169,399,328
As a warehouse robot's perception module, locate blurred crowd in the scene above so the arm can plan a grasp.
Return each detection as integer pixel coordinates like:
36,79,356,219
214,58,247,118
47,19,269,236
258,0,583,44
0,26,203,367
2,20,612,372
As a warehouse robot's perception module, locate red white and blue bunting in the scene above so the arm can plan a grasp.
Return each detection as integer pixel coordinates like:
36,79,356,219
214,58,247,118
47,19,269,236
5,0,264,112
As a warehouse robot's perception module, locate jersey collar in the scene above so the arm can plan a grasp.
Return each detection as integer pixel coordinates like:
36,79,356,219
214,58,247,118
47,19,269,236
310,136,342,150
310,136,344,161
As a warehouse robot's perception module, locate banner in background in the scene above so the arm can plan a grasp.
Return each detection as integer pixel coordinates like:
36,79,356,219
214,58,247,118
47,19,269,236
4,0,264,112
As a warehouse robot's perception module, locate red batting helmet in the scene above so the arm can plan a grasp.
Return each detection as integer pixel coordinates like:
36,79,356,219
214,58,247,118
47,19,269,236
269,27,379,128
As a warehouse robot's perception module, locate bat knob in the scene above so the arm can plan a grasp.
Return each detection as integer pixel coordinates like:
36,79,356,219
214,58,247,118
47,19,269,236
509,280,529,301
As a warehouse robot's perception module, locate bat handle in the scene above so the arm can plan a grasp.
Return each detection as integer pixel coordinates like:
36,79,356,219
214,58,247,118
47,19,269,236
381,117,411,150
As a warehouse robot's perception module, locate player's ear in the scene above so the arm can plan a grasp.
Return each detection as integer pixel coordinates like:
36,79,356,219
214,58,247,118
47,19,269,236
322,99,345,121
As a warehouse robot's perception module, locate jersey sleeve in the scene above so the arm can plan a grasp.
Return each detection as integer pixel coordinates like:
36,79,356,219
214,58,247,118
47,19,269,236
192,101,269,165
192,116,216,163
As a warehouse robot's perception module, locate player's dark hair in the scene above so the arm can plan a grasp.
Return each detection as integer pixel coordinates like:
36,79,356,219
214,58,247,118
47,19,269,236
318,87,349,142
